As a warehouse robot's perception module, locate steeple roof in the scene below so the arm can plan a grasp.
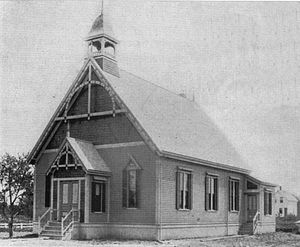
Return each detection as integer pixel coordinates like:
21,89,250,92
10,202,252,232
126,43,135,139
86,11,117,42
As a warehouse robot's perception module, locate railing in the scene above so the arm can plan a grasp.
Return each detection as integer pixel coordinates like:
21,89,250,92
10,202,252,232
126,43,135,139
61,208,79,238
38,208,51,231
38,208,57,231
253,211,260,234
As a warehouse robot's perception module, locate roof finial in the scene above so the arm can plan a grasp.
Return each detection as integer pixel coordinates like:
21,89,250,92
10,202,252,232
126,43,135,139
101,0,104,15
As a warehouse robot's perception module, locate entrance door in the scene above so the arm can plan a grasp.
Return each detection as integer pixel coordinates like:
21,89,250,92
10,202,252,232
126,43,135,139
59,180,79,220
247,194,258,221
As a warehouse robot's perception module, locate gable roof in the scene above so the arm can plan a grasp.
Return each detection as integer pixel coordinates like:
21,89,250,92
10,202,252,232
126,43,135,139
98,62,250,173
29,57,251,174
276,190,299,202
49,137,111,175
67,137,111,175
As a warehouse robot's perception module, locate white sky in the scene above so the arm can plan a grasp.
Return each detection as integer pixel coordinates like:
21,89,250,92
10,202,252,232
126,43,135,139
1,1,300,196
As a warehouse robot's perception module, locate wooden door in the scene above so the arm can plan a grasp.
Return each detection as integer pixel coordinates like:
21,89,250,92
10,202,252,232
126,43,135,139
59,180,79,220
247,194,257,221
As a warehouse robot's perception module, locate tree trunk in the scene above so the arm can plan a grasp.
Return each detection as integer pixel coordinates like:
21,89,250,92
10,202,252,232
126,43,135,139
8,212,13,238
8,220,13,238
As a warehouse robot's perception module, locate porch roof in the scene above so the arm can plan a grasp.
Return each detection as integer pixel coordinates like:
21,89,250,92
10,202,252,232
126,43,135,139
67,137,111,175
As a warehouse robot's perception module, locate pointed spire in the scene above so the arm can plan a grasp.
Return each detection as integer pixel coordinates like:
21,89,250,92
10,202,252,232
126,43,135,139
85,2,117,42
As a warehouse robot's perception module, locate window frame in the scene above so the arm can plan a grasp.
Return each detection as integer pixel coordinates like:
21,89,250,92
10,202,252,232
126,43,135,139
122,157,141,209
176,168,193,210
91,180,106,213
205,174,219,211
264,190,272,215
229,178,240,212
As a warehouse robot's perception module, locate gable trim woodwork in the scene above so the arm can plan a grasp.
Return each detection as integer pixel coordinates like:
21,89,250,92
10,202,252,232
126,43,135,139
95,141,145,149
28,57,162,165
90,58,161,156
28,59,91,164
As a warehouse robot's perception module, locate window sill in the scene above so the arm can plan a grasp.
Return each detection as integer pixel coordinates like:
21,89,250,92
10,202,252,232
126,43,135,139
264,214,272,217
92,212,105,214
206,210,218,213
229,210,239,214
125,208,138,210
177,209,191,211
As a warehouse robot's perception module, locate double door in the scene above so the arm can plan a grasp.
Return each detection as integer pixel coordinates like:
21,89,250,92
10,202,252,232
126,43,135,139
59,180,79,219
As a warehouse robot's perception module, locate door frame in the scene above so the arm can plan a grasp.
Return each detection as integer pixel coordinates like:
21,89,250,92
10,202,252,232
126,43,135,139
245,192,259,222
51,177,85,221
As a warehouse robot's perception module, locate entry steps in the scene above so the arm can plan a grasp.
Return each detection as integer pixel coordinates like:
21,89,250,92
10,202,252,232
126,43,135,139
39,221,62,240
238,222,254,235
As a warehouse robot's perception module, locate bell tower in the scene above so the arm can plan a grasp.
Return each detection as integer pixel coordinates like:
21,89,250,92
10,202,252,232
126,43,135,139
85,3,119,77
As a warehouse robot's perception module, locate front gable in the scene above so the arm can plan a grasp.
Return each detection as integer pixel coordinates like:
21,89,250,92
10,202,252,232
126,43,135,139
29,59,158,164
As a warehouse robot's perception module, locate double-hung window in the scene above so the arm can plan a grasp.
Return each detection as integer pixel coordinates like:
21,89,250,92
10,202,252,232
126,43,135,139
229,178,240,212
176,168,193,210
205,174,218,211
264,190,272,215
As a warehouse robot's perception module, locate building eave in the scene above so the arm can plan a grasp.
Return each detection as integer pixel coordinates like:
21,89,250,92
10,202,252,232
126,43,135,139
246,174,278,188
161,150,251,175
27,59,91,165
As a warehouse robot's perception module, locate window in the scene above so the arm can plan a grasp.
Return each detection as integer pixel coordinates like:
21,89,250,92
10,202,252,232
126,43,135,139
122,157,141,208
280,197,283,203
279,208,283,216
176,169,193,210
92,181,106,212
229,179,239,212
264,191,272,215
72,183,78,204
205,175,218,211
62,183,69,204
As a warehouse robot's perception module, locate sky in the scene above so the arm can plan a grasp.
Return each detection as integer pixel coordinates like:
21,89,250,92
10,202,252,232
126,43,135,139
1,1,300,196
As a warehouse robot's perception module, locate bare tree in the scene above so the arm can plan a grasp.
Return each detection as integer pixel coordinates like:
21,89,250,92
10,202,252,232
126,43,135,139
0,153,33,238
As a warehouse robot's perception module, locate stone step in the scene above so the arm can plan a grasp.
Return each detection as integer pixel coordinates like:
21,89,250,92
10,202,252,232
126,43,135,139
44,225,62,231
42,229,61,234
39,233,62,240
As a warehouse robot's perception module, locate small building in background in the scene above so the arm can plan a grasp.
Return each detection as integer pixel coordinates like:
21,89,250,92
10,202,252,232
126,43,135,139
275,187,298,217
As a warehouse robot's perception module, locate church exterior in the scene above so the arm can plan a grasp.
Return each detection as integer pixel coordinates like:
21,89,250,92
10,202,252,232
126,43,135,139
28,8,276,240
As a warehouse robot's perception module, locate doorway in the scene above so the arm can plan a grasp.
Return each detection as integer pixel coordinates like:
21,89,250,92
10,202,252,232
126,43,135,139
59,180,79,220
246,194,258,222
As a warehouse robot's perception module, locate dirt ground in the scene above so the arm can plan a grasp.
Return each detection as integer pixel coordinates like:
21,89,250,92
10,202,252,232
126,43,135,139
0,232,300,247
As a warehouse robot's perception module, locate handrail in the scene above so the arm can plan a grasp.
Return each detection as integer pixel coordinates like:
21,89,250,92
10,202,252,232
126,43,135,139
61,208,79,238
253,211,260,234
38,208,51,230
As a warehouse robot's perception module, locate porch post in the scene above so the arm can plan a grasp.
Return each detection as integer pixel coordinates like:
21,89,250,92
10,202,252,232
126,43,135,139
84,174,90,223
78,179,81,222
50,173,54,221
57,180,60,221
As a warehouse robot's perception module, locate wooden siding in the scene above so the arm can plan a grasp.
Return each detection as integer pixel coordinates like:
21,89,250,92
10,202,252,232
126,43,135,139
158,157,245,226
34,152,56,221
96,144,157,225
46,115,142,149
